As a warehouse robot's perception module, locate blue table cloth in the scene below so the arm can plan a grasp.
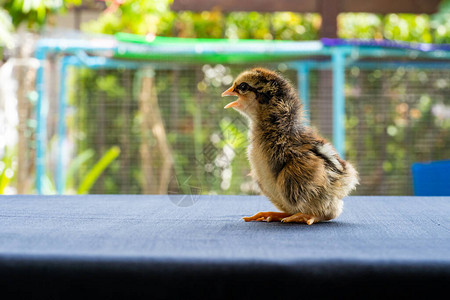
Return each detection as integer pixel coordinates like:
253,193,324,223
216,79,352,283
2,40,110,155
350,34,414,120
0,195,449,299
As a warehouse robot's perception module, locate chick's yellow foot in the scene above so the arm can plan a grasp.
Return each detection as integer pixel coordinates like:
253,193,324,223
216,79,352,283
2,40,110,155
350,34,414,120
242,211,291,222
281,212,320,225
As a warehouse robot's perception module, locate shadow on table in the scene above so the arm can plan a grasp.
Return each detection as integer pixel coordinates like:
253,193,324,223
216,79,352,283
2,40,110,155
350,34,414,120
237,217,364,229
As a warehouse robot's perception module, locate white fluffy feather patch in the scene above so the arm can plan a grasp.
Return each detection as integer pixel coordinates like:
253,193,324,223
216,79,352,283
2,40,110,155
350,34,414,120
318,143,343,171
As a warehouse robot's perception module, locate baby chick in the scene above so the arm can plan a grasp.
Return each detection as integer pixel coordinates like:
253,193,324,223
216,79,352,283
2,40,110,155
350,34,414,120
222,68,358,225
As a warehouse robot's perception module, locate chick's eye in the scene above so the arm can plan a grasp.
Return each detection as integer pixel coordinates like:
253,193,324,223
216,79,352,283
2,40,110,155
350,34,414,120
238,82,249,92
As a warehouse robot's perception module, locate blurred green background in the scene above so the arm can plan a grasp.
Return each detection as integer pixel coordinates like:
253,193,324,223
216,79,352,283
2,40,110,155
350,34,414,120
0,0,449,196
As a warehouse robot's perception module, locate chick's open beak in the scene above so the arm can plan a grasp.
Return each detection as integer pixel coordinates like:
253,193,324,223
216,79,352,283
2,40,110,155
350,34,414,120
222,86,241,109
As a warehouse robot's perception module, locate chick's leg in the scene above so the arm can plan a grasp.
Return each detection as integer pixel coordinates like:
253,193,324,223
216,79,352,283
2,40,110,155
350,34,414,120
242,212,291,222
281,212,320,225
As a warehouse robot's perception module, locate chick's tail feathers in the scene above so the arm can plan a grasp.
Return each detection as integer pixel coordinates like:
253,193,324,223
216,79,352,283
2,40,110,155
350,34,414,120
336,161,359,199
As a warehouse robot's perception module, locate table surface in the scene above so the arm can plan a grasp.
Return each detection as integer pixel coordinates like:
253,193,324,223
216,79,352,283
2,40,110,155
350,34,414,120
1,195,449,299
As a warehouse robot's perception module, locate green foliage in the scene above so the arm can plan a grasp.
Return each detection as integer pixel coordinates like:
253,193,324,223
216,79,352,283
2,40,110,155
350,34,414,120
177,10,223,38
431,0,450,43
0,0,81,55
383,14,432,42
217,117,249,193
0,147,16,194
77,146,121,194
40,146,120,194
96,74,125,98
83,1,320,41
82,0,173,35
0,7,14,49
2,0,61,28
338,13,383,39
338,13,435,42
65,148,94,191
271,12,320,40
2,0,450,45
81,2,450,43
168,11,321,41
1,0,80,29
225,12,272,40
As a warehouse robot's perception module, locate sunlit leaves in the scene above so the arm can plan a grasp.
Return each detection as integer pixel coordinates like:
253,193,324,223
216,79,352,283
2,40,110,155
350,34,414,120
431,0,450,43
338,13,383,39
2,0,65,29
0,8,14,49
384,14,432,43
82,0,173,35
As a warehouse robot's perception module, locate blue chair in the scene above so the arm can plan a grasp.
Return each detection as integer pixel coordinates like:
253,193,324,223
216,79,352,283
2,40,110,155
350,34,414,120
411,160,450,196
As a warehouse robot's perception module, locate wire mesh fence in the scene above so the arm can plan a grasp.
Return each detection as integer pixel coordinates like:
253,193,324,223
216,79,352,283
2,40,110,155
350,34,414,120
62,64,296,196
354,68,449,195
50,63,450,196
309,67,450,195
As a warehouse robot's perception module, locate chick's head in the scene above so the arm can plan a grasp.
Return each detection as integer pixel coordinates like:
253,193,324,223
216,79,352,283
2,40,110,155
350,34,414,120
222,68,296,120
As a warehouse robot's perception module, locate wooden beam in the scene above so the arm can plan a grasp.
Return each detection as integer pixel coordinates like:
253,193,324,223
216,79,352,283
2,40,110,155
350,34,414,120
172,0,317,12
172,0,440,14
318,0,340,38
342,0,440,14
